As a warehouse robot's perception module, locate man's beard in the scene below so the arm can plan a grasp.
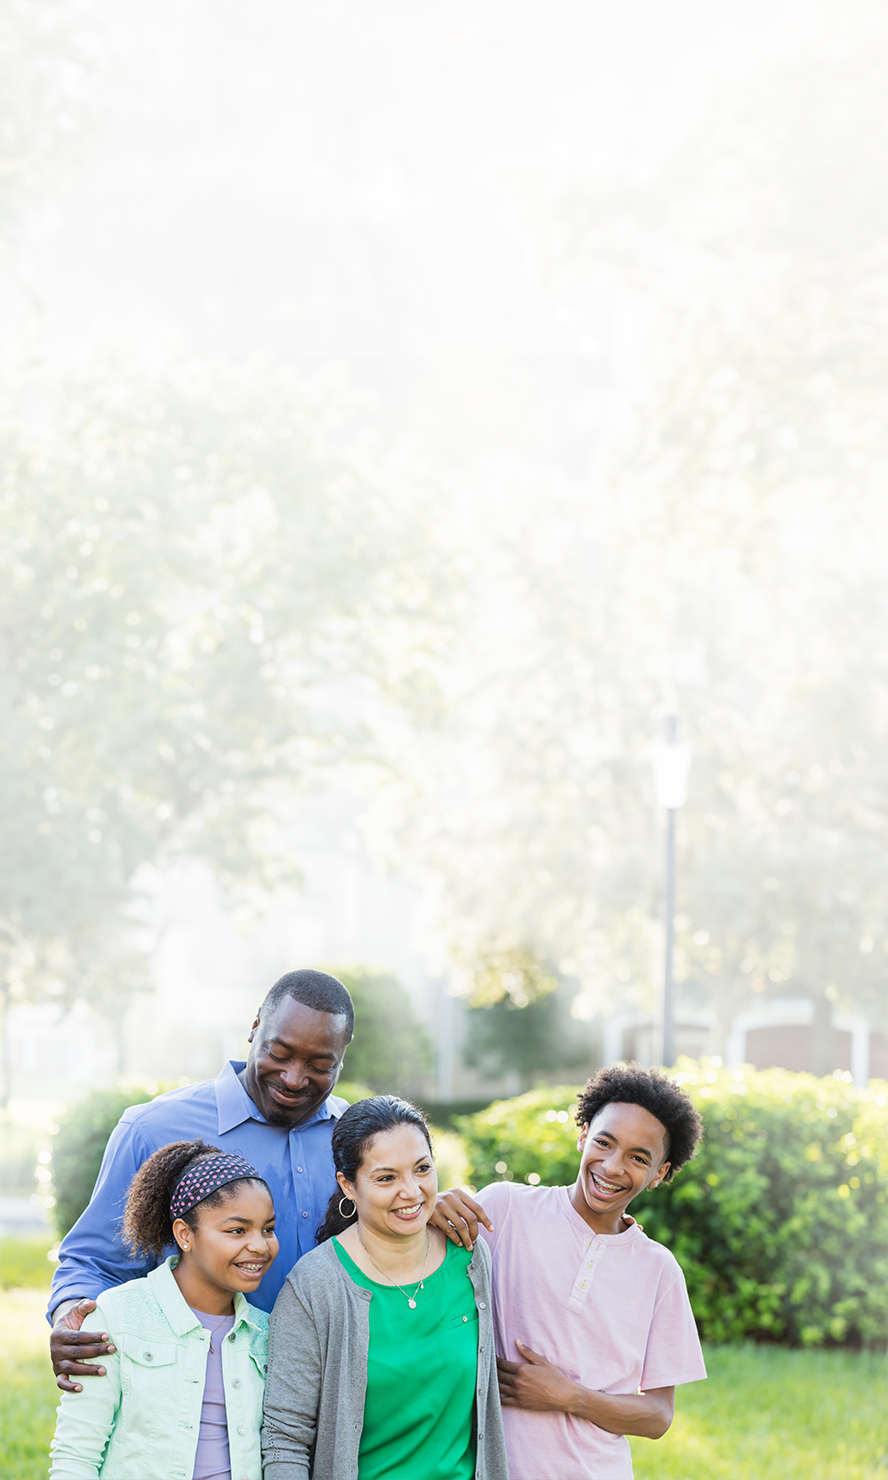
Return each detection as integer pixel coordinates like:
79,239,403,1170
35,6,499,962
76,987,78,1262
261,1092,315,1127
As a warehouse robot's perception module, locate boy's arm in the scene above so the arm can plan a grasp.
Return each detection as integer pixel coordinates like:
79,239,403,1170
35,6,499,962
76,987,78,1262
497,1341,675,1440
429,1188,494,1249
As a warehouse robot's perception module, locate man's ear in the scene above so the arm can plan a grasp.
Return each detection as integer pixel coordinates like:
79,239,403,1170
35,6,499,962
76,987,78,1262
577,1122,589,1152
246,1013,260,1044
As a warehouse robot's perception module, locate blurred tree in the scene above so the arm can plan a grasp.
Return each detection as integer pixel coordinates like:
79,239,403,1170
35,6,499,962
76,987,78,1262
0,358,452,1041
386,15,888,1064
0,0,101,226
333,967,433,1098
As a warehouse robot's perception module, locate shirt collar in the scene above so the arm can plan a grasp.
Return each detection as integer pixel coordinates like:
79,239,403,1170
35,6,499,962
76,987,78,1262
215,1059,347,1135
148,1257,263,1336
559,1184,644,1243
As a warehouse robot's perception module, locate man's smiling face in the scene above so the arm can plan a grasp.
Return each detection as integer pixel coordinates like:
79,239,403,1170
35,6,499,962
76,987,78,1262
240,996,351,1128
571,1100,671,1235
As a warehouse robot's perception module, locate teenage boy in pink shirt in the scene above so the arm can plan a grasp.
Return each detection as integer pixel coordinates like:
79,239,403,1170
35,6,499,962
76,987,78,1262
438,1065,707,1480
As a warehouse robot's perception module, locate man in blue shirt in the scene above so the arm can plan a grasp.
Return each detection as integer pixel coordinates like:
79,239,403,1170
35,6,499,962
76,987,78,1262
50,967,355,1393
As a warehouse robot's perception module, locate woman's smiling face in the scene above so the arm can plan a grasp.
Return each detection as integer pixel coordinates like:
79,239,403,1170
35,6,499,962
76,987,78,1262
571,1101,671,1234
339,1124,438,1242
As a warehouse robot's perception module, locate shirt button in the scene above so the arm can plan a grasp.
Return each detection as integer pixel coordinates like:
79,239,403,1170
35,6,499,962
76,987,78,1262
232,1379,241,1388
462,1315,467,1322
580,1281,587,1288
302,1211,309,1218
479,1301,486,1309
143,1352,153,1361
228,1332,236,1342
237,1424,246,1435
297,1166,304,1173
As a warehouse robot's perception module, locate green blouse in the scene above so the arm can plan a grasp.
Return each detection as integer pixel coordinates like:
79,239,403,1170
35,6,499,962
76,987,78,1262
333,1237,479,1480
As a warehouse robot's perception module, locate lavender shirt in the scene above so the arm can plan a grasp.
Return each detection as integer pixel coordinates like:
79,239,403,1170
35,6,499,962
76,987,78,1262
190,1309,235,1480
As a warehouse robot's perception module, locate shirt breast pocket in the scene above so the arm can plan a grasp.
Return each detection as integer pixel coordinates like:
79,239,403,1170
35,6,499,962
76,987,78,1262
122,1335,179,1370
445,1310,479,1330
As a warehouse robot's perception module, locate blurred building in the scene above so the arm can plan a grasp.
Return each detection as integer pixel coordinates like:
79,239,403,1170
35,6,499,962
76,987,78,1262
602,999,887,1085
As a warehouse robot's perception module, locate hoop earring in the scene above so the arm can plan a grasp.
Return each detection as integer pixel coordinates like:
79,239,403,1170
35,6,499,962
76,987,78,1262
338,1196,356,1219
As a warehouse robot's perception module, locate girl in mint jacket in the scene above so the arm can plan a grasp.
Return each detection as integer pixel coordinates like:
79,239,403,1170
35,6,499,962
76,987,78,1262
49,1139,278,1480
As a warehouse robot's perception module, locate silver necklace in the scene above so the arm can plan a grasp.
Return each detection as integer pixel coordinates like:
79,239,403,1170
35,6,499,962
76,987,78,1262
357,1230,431,1308
206,1310,234,1353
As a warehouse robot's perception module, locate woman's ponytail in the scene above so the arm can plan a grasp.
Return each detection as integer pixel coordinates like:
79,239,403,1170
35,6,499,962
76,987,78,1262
315,1188,357,1244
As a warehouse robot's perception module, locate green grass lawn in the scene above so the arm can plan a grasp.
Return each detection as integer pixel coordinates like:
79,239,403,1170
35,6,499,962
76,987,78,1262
629,1343,887,1479
1,1254,885,1480
1,1288,60,1480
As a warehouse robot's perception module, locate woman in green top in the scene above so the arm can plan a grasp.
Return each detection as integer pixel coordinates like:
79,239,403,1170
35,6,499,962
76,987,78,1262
262,1096,508,1480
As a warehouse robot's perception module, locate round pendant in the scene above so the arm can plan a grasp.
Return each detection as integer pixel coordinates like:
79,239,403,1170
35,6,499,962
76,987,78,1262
408,1298,417,1308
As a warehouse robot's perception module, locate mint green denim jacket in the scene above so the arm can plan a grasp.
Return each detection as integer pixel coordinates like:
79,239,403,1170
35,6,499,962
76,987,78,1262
49,1256,268,1480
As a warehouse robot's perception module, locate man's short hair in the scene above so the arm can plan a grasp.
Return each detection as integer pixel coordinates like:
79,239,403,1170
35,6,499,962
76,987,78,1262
575,1064,702,1180
260,969,354,1038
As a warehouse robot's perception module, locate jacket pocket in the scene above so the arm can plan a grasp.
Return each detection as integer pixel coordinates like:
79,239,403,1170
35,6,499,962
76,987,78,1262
121,1335,179,1368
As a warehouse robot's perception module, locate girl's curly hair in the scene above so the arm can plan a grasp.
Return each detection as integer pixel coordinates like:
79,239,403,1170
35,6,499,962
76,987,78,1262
121,1139,268,1260
575,1064,702,1181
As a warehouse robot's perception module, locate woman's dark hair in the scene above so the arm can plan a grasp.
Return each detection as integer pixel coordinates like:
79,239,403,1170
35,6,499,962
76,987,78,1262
316,1096,433,1243
575,1064,703,1181
121,1139,270,1260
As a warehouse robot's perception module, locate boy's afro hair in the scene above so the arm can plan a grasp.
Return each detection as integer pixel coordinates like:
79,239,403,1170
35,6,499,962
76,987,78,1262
575,1063,703,1181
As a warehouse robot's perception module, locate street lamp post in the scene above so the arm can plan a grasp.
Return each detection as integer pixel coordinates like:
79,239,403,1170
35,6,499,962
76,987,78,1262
650,716,691,1067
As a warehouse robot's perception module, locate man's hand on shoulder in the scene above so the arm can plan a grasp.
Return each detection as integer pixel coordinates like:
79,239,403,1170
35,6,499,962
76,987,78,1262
51,1299,116,1393
428,1188,494,1249
497,1341,578,1412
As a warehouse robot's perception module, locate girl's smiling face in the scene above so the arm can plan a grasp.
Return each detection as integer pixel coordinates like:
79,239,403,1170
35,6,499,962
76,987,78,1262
338,1124,438,1243
571,1101,671,1235
173,1182,278,1310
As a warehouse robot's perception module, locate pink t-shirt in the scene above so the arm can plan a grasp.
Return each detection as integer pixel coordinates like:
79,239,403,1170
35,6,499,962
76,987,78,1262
478,1181,706,1480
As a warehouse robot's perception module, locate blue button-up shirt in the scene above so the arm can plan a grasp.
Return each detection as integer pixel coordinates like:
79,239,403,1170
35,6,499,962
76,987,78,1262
48,1061,346,1319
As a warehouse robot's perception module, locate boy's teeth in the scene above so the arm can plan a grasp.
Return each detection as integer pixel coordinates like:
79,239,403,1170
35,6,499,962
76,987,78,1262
592,1174,622,1192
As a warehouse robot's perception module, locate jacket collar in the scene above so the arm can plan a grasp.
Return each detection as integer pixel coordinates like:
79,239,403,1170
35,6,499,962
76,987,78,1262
214,1059,347,1135
147,1256,264,1336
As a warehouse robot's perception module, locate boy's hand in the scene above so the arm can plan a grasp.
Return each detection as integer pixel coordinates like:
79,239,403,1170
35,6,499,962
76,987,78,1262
51,1300,115,1392
429,1189,493,1249
497,1340,577,1412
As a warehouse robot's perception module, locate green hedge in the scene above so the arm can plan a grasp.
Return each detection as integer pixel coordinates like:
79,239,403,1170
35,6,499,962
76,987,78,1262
457,1064,888,1348
50,1083,174,1237
49,1078,376,1240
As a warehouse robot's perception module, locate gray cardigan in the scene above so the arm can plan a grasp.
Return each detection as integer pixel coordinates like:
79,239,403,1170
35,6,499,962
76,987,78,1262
262,1236,508,1480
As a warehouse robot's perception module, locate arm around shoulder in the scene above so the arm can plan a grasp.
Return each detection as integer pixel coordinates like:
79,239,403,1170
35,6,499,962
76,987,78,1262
49,1299,122,1480
49,1116,153,1317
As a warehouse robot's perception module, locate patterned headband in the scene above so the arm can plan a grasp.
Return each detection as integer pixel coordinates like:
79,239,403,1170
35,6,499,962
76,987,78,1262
170,1152,263,1221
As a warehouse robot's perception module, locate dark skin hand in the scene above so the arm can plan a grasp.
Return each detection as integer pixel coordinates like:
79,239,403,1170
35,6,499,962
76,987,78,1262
51,1299,116,1393
428,1187,491,1247
497,1341,675,1440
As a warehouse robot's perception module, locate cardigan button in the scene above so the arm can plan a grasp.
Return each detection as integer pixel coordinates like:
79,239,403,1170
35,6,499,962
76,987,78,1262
479,1301,486,1309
